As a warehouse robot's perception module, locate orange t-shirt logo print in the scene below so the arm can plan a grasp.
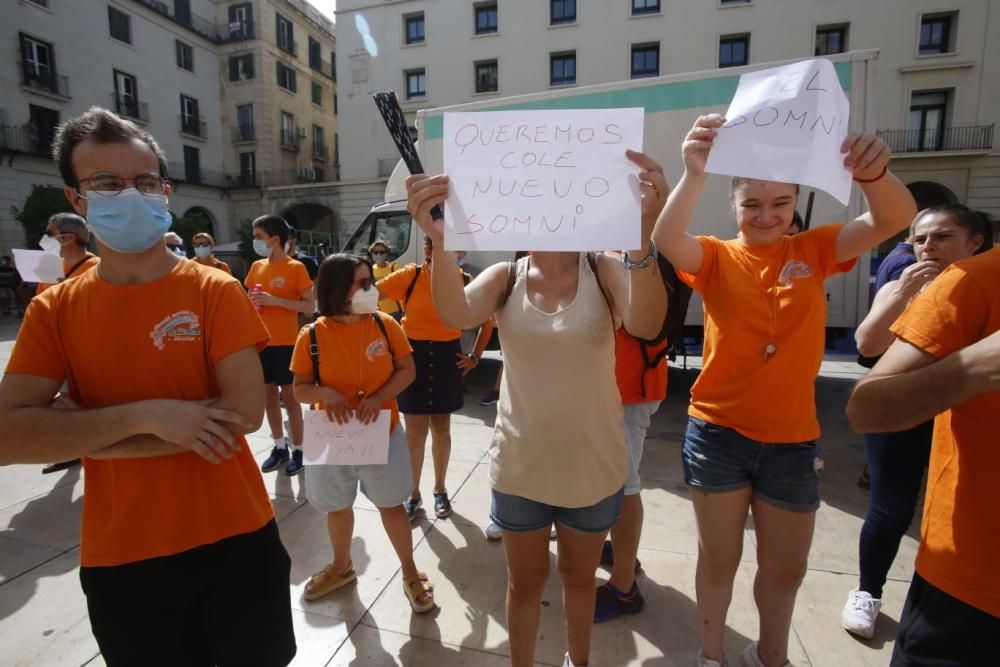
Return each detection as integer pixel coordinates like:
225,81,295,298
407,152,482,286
150,310,203,350
778,260,813,287
365,338,387,361
270,276,287,289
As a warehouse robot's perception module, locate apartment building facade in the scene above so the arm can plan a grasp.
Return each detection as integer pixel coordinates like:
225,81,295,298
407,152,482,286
335,0,999,240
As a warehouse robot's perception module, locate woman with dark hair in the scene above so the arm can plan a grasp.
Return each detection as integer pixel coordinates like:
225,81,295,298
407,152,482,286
652,114,916,667
290,253,435,613
843,204,993,638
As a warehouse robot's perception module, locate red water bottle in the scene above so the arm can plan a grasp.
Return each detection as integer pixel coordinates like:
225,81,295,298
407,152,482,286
251,283,263,312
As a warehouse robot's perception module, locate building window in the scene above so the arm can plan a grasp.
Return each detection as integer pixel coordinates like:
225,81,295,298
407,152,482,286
108,6,132,44
312,81,322,106
334,94,338,114
550,51,576,86
908,90,949,151
280,111,296,147
308,36,322,70
28,104,59,157
719,0,750,5
239,152,256,185
331,51,337,81
475,3,498,34
632,0,660,15
276,13,295,55
815,24,848,56
919,13,955,55
276,62,296,92
113,69,141,119
551,0,576,25
229,53,254,81
183,145,201,183
631,43,659,78
406,69,426,99
312,125,325,158
334,133,340,166
235,104,254,141
404,13,425,44
180,95,201,136
176,40,194,71
18,33,59,94
475,60,498,93
719,34,749,67
26,0,49,6
227,3,253,39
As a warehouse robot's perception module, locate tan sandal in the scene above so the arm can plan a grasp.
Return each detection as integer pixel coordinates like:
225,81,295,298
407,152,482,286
304,562,356,601
403,572,435,613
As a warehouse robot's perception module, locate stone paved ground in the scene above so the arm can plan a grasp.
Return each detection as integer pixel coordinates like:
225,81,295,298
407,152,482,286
0,314,915,666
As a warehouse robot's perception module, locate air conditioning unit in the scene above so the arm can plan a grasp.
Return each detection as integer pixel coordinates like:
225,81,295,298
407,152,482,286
296,166,316,180
296,127,307,138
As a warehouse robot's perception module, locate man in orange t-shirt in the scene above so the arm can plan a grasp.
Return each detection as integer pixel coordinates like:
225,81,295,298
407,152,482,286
34,212,100,295
0,108,295,665
245,215,315,476
848,247,1000,667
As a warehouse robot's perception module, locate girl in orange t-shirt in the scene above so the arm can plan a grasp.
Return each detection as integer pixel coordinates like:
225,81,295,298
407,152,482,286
290,253,435,613
652,114,918,667
191,232,233,274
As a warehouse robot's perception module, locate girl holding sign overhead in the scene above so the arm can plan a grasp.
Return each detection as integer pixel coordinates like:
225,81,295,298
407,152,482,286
652,114,916,667
290,253,435,613
405,149,668,667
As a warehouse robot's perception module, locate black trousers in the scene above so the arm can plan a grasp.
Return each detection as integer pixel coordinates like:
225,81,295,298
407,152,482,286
80,520,296,667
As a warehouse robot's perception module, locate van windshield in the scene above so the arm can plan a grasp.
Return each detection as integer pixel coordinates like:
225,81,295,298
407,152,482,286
343,210,413,262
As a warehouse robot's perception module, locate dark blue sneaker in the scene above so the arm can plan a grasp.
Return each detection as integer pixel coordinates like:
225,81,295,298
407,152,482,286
261,446,289,473
285,449,304,476
600,540,642,574
594,581,644,623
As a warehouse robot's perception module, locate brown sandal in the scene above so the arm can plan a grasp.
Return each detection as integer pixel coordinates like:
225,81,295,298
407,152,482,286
304,562,356,601
403,572,435,613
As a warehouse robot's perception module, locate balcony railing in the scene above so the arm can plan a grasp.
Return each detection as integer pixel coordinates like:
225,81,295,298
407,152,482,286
377,158,397,178
877,124,994,154
167,161,226,188
0,124,54,158
20,68,70,98
310,59,334,79
312,143,328,161
180,115,207,139
112,93,149,122
278,39,297,56
220,19,255,42
132,0,256,43
232,124,256,142
280,130,300,150
226,172,259,188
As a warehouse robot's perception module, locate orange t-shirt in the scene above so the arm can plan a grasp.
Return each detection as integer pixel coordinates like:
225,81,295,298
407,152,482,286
290,312,413,431
677,224,855,443
196,257,233,274
6,260,273,568
890,247,1000,617
244,257,313,346
616,327,668,404
35,253,100,294
376,262,465,341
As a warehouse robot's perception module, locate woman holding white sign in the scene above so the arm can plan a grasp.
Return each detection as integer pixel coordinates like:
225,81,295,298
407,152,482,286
290,253,436,613
405,149,668,667
652,114,916,667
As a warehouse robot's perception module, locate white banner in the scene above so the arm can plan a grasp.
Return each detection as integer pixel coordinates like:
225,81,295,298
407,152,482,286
443,108,644,251
12,248,64,284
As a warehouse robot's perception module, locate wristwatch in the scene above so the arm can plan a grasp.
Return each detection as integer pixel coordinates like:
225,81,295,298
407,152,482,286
468,353,479,363
622,239,657,270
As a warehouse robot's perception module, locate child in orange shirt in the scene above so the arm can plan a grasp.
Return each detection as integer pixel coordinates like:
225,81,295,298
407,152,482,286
290,253,435,613
652,114,917,667
246,215,315,476
191,231,232,274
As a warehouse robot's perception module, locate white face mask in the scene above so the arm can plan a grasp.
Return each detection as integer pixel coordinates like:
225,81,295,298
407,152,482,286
253,239,271,257
39,235,62,254
350,285,380,314
193,246,212,259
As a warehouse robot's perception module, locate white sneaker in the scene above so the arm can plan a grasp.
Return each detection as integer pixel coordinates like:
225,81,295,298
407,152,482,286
697,650,725,667
485,521,502,540
841,588,882,639
740,642,790,667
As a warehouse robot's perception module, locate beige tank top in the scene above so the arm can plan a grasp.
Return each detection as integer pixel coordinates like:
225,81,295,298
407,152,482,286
489,254,627,508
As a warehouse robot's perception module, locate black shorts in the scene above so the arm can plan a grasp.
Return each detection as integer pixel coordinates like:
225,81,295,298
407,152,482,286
891,572,1000,667
80,520,296,667
397,338,465,415
259,345,294,386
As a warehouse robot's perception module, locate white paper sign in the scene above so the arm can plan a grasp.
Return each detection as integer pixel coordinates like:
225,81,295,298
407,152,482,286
302,409,391,466
443,108,645,251
12,248,64,284
705,59,852,205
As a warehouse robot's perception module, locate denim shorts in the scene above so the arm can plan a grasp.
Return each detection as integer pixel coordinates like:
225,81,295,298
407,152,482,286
490,487,624,534
623,401,661,496
682,417,822,512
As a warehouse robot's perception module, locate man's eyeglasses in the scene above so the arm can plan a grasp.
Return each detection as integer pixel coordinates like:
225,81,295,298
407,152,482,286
77,172,168,198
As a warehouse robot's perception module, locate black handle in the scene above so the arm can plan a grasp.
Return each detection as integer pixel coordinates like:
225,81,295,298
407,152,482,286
372,92,443,220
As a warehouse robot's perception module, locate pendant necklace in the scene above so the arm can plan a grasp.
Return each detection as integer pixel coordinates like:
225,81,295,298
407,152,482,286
734,245,784,361
331,317,370,398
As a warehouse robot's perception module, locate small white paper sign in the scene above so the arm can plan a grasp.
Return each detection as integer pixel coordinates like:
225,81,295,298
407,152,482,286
303,409,391,466
443,108,644,251
705,59,852,205
12,249,64,284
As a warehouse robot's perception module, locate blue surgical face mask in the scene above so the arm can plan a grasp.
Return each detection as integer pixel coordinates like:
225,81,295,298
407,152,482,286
253,239,272,257
84,188,172,254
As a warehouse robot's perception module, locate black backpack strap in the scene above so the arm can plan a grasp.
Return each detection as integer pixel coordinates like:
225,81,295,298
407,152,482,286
462,271,471,286
404,266,421,308
308,323,321,386
371,313,395,361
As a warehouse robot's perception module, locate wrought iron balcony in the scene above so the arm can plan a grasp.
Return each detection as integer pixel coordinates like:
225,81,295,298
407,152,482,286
0,124,54,158
280,130,300,150
111,93,149,122
877,124,994,154
312,143,328,161
20,68,70,98
180,115,207,139
220,19,255,42
232,124,256,142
